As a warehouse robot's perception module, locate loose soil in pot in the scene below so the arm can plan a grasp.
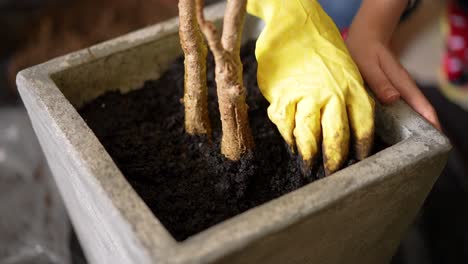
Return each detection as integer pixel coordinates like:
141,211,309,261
79,40,385,241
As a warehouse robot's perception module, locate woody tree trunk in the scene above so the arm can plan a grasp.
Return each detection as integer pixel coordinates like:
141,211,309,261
179,0,211,136
196,0,254,160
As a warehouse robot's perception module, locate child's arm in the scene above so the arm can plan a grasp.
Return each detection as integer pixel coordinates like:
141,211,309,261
346,0,441,130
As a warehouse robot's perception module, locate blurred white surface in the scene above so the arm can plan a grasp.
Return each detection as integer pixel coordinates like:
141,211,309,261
0,107,71,264
394,0,445,84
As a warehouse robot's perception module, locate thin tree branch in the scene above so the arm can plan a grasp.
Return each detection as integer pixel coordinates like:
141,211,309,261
195,0,224,59
179,0,211,136
221,0,247,54
179,0,203,53
194,0,254,160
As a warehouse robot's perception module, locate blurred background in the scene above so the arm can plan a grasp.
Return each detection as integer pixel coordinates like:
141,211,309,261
0,0,467,263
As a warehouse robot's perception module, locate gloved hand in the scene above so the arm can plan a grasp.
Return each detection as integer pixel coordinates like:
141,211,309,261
247,0,375,175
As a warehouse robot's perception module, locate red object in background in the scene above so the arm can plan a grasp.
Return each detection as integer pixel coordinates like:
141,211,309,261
443,53,464,81
341,28,349,40
444,0,468,82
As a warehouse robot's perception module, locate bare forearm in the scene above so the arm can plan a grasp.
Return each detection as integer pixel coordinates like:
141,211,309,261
351,0,408,44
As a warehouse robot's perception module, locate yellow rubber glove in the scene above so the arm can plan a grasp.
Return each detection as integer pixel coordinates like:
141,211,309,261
247,0,375,174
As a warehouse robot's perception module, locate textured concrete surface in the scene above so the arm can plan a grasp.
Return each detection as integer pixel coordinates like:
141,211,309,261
16,3,451,264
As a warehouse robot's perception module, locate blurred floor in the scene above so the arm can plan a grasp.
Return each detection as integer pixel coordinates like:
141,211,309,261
419,86,468,263
392,1,468,263
0,108,71,264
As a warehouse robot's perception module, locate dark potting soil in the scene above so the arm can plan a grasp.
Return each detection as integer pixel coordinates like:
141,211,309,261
79,40,385,241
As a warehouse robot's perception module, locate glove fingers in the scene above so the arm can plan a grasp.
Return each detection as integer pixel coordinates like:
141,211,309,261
267,98,298,152
293,98,321,172
347,81,375,160
321,98,350,175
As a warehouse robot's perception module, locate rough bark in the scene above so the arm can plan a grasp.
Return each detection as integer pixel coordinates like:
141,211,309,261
196,0,254,160
179,0,211,136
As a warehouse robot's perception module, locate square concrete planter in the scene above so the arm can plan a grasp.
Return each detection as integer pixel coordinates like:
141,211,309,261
17,3,451,264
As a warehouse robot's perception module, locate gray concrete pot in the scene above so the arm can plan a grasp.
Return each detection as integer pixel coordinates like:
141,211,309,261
16,3,451,264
